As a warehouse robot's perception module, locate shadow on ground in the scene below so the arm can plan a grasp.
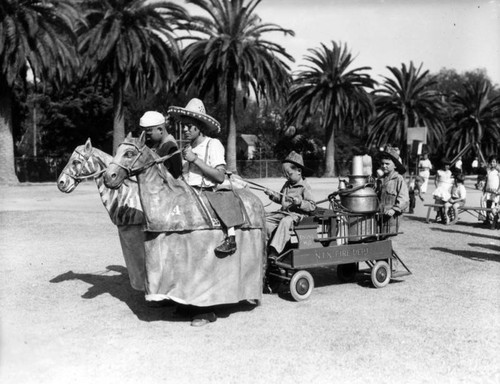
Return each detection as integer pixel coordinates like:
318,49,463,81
50,265,258,322
430,226,499,240
430,247,499,263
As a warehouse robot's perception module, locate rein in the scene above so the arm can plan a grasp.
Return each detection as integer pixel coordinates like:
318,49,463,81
110,141,182,177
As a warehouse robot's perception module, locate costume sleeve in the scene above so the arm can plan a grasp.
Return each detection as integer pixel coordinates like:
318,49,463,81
298,183,316,212
207,139,226,168
392,175,409,213
158,141,182,179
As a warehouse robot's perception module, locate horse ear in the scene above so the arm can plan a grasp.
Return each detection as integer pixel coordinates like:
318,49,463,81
126,132,133,139
139,131,146,146
84,138,92,153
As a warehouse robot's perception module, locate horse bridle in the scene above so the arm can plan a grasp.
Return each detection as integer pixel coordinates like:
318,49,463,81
110,141,182,177
62,148,105,185
110,141,152,177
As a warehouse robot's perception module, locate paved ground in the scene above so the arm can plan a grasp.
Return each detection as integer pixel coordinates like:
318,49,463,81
0,177,499,384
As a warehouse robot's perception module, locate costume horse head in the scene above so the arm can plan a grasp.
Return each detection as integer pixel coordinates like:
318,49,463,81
57,138,108,194
57,138,146,291
103,132,265,306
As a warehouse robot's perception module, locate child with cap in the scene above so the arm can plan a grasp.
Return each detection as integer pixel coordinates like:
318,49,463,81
264,151,316,261
139,111,182,178
376,146,409,232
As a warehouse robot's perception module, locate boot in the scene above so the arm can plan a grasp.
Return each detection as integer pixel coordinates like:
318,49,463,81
215,235,237,254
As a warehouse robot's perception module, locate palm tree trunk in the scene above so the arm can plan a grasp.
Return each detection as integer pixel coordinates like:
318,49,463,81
0,82,19,185
323,122,336,177
112,83,125,155
225,78,237,173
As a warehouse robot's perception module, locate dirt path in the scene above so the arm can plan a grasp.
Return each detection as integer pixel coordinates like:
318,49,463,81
0,179,498,384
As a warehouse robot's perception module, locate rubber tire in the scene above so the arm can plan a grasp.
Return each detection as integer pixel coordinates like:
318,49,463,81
289,270,314,301
371,261,391,288
337,263,358,283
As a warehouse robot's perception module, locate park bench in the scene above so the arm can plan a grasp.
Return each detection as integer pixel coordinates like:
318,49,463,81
423,203,495,224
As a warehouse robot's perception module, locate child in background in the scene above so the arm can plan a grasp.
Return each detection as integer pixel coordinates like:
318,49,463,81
482,156,500,229
408,173,424,214
264,151,316,261
443,174,466,224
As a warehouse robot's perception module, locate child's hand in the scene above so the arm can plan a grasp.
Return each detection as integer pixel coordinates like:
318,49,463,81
264,189,276,199
291,196,302,206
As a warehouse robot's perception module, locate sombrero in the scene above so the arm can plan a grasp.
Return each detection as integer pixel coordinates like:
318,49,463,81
168,98,221,135
376,146,406,174
282,151,313,175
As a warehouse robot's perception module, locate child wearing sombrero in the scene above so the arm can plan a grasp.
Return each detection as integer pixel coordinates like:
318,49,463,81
264,151,316,261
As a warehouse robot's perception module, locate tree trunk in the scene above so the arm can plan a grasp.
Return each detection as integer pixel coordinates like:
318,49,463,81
0,82,20,185
225,79,237,173
323,122,336,177
112,83,125,155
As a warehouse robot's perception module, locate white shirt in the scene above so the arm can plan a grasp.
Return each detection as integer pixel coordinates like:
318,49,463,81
455,159,462,170
182,137,226,187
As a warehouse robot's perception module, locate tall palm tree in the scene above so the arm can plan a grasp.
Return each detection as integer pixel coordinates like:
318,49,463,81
78,0,187,152
0,0,79,184
287,41,375,177
178,0,294,172
446,78,500,159
367,62,446,158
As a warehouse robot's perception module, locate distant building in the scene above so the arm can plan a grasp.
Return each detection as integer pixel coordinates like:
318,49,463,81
237,134,260,160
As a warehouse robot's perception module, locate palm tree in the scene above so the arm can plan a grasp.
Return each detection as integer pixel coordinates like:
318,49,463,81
367,62,446,158
287,41,376,177
78,0,187,152
0,0,79,184
446,78,500,159
178,0,294,172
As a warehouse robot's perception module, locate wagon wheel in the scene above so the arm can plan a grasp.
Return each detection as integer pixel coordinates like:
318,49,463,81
371,261,391,288
337,263,358,283
289,270,314,301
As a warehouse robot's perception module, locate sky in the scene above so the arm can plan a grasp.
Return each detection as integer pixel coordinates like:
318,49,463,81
179,0,500,86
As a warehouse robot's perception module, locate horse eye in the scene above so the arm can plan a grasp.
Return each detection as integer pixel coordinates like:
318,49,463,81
72,160,81,167
126,151,135,158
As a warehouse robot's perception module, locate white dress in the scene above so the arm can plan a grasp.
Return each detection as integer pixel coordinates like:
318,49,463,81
432,169,453,201
418,158,432,193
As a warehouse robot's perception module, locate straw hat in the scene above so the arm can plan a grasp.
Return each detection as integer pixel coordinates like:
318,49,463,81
377,146,406,174
168,98,221,135
139,111,165,127
282,151,313,175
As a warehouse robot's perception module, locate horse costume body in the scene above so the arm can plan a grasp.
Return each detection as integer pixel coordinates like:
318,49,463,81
104,133,266,306
57,139,146,291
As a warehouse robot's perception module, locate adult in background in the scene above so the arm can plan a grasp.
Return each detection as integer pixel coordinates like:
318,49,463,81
139,111,182,178
471,157,479,174
454,156,463,173
418,152,433,193
376,146,409,235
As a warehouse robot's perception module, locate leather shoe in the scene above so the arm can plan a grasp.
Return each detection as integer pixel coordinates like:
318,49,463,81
191,312,217,327
215,236,237,254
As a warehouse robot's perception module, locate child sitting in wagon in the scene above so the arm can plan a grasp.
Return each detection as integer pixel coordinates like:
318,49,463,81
264,151,316,261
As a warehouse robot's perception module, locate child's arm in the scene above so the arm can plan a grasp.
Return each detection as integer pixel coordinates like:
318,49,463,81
291,185,316,213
